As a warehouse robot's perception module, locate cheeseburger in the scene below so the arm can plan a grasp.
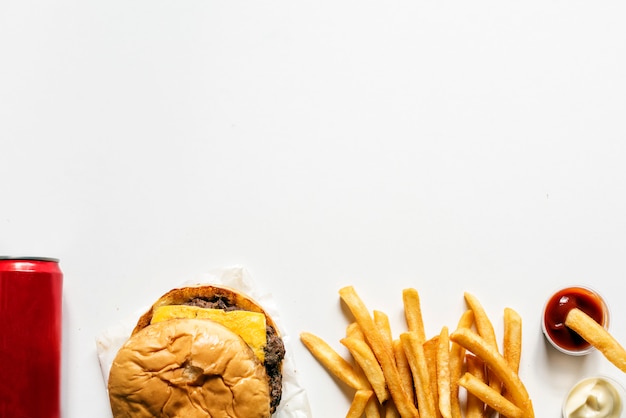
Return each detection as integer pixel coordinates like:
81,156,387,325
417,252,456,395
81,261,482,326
108,285,285,418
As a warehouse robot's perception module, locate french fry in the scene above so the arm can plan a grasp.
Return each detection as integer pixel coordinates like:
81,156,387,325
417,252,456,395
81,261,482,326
374,309,395,358
464,293,498,349
384,400,401,418
354,361,375,392
465,354,486,418
346,320,375,389
393,339,415,405
449,328,534,417
300,332,362,390
346,334,378,392
423,336,442,418
457,308,475,330
347,390,374,418
341,337,390,403
437,326,452,418
347,322,365,340
339,286,419,418
458,373,524,418
365,394,382,418
504,307,522,374
464,292,501,398
450,310,474,418
403,288,426,343
565,308,626,373
501,307,523,416
401,331,437,418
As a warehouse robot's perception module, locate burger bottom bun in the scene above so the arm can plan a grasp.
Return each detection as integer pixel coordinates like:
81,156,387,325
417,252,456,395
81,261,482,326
108,318,271,418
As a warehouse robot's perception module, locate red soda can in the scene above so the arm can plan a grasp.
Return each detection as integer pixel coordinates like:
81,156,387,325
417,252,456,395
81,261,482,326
0,256,63,418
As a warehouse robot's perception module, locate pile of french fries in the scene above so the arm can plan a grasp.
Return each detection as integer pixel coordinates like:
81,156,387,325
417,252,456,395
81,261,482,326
300,286,534,418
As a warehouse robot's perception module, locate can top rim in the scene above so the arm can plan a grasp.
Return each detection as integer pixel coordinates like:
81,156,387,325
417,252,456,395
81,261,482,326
0,256,59,262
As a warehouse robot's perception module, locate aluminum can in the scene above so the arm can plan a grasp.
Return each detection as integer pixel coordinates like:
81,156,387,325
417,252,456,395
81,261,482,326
0,256,63,418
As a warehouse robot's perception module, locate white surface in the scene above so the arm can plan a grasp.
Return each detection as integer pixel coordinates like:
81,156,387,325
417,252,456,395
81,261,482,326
1,1,626,416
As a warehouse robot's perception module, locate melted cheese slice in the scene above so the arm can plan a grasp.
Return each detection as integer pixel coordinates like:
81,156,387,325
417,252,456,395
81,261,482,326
151,305,267,362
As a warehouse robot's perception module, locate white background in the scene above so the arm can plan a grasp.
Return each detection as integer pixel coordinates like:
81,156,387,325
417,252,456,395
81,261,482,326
2,1,626,416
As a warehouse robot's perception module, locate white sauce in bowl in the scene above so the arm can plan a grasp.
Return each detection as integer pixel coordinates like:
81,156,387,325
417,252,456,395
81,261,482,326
563,377,625,418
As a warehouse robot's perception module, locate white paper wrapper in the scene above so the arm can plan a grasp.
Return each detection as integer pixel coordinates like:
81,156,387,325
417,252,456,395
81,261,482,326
96,266,312,418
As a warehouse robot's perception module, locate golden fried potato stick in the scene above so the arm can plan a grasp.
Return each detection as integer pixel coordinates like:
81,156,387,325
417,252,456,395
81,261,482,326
565,308,626,373
401,331,437,418
457,309,475,330
348,340,381,395
458,373,524,418
341,337,390,403
347,390,374,418
354,362,376,392
365,394,382,418
403,288,426,344
339,286,420,418
450,310,474,418
501,307,523,417
384,400,401,418
464,292,501,398
464,293,497,349
346,322,378,389
503,307,522,374
375,309,395,358
347,322,365,340
393,339,415,406
463,293,496,336
423,336,442,418
437,326,452,418
465,354,486,418
300,332,362,390
449,328,534,417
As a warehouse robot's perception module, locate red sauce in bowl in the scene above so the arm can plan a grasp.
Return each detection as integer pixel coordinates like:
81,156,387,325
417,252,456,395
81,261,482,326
543,286,608,353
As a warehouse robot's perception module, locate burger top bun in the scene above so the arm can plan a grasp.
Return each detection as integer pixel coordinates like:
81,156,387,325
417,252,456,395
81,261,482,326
108,318,271,418
132,285,279,334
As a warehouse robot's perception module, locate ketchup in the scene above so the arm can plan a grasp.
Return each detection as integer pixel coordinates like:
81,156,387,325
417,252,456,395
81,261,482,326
543,287,607,353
